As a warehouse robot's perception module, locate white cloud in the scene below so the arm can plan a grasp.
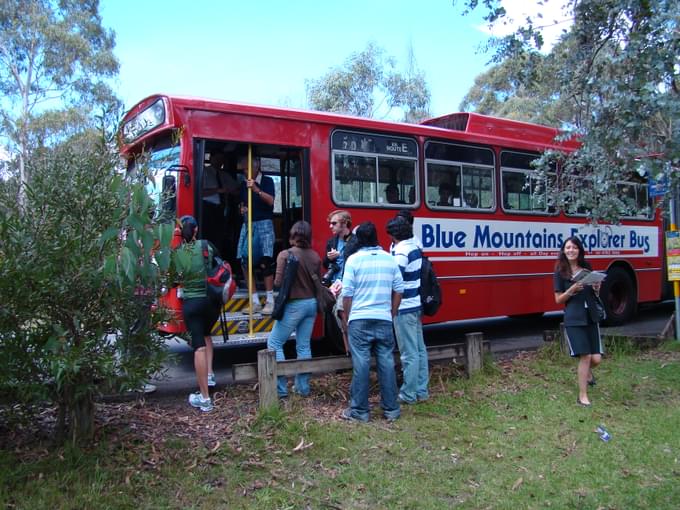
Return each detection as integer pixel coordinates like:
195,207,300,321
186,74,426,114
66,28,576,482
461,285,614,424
0,145,10,162
478,0,574,52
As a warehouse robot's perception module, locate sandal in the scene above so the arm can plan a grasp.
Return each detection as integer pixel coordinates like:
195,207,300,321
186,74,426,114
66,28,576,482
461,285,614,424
576,398,592,407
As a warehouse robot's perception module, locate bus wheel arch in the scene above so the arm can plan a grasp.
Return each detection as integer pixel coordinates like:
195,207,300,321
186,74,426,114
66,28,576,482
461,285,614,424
601,263,637,325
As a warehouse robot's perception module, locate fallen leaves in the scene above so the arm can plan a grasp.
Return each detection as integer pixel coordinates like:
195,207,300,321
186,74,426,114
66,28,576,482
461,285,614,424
292,437,314,453
512,477,523,491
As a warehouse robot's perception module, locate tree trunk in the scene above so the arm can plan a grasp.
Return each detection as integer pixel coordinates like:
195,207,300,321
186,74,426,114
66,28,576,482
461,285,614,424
55,387,95,446
69,391,95,446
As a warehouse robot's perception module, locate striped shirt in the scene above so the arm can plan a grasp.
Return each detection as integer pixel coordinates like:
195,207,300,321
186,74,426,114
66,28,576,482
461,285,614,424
341,246,404,323
391,237,422,314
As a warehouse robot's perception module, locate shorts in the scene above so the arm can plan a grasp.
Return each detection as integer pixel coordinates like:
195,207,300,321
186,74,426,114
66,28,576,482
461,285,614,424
182,296,220,350
565,323,604,357
237,219,274,264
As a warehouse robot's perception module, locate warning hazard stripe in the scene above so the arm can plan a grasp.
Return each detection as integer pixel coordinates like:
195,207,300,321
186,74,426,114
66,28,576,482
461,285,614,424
211,316,275,336
222,298,248,312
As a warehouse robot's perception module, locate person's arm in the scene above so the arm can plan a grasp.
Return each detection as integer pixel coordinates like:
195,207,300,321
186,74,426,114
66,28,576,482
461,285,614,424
273,251,287,288
247,176,275,207
554,278,584,305
391,291,402,318
391,260,404,316
322,237,335,268
342,296,352,330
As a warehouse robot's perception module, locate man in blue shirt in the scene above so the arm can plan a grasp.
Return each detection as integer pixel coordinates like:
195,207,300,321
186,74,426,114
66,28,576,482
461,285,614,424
341,221,404,422
387,216,428,404
237,155,276,314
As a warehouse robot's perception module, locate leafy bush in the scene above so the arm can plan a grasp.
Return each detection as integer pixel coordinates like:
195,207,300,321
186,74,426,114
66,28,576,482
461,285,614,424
0,132,173,445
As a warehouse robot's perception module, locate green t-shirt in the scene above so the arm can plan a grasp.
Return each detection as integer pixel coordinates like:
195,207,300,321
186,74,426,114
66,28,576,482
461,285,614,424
176,241,212,299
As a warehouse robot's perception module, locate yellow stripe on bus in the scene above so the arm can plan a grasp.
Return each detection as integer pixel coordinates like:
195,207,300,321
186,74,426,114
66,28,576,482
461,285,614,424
211,318,275,336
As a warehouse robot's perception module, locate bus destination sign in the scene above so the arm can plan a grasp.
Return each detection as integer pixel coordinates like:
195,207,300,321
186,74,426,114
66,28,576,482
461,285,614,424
332,130,417,158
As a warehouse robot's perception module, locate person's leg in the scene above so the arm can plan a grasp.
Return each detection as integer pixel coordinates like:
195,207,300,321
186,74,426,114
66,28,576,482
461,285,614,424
393,312,418,403
266,305,298,397
373,320,400,420
260,221,276,312
414,317,429,400
194,346,210,399
205,336,214,383
347,320,372,421
589,323,603,382
292,298,317,396
183,299,211,403
577,354,592,404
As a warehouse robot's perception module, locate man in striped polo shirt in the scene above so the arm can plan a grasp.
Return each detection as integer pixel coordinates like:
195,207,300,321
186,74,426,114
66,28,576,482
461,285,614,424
387,217,429,404
340,221,404,423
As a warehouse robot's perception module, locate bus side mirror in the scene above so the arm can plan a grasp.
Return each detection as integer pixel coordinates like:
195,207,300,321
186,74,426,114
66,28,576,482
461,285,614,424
167,164,190,187
161,174,177,219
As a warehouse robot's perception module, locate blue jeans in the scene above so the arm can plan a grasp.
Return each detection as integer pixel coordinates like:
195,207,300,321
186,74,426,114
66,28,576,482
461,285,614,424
267,298,317,397
393,310,429,403
347,319,400,421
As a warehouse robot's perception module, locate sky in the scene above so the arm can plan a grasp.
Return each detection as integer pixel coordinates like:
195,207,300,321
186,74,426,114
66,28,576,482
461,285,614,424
99,0,498,119
98,0,571,119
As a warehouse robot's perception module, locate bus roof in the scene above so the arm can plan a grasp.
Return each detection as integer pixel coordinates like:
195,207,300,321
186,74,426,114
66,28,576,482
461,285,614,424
123,94,579,152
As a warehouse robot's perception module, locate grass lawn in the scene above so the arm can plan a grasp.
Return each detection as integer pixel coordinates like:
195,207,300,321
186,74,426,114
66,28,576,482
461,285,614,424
1,340,680,509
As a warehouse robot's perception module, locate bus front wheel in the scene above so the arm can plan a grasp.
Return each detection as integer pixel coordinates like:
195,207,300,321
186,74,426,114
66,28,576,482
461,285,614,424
601,267,636,326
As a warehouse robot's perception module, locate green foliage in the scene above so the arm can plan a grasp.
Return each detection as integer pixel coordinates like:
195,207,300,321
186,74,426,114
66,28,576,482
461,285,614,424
460,37,581,126
0,127,172,445
461,0,680,223
305,42,431,122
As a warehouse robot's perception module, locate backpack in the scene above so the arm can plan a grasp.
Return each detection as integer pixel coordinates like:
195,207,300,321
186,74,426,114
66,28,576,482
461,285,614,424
420,253,442,316
202,240,236,305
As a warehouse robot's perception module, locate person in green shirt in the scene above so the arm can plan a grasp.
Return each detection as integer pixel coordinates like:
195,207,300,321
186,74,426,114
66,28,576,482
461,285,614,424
176,215,221,412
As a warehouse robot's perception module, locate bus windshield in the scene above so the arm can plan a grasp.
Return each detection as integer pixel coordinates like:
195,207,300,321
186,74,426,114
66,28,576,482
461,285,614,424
128,142,180,222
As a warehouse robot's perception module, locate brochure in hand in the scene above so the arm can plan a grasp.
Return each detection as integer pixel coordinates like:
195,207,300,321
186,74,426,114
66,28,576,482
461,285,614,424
573,269,607,285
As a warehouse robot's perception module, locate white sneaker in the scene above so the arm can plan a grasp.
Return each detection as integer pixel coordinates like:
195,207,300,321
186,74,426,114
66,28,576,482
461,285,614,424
141,383,157,394
188,392,213,412
262,301,274,315
246,301,263,314
207,373,216,387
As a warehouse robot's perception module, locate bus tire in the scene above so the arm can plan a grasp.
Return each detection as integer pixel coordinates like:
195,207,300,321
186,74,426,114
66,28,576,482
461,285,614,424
601,267,636,326
323,311,346,355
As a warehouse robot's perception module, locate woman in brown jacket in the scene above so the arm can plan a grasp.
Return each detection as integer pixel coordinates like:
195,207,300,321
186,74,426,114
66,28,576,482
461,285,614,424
267,221,321,398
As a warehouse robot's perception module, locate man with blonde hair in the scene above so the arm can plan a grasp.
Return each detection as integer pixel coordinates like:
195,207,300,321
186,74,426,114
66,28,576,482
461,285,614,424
323,209,356,353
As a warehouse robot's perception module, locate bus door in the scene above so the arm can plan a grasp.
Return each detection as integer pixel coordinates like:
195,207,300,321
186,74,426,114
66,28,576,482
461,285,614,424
195,140,309,345
277,148,308,244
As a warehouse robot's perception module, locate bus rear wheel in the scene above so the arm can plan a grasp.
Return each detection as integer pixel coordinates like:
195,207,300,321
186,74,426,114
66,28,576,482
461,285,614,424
601,267,636,326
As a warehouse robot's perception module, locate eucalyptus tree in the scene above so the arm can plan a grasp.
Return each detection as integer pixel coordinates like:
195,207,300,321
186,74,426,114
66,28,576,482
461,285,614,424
460,0,680,222
306,42,431,122
0,0,119,200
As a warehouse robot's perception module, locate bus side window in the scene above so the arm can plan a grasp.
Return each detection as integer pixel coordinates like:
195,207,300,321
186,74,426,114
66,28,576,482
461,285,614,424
425,141,495,211
331,130,418,207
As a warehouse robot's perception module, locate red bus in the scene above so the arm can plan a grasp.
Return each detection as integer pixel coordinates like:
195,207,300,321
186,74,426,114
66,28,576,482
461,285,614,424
120,94,667,350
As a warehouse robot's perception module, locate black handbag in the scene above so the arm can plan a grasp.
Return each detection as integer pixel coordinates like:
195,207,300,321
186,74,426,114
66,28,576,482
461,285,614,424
272,252,299,320
312,273,336,314
594,294,607,323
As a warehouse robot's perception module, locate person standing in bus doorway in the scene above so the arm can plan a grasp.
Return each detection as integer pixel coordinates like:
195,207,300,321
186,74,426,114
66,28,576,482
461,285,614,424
237,155,276,314
202,151,228,251
340,221,404,422
553,236,604,407
387,217,429,404
267,221,321,398
175,215,220,412
323,210,355,353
